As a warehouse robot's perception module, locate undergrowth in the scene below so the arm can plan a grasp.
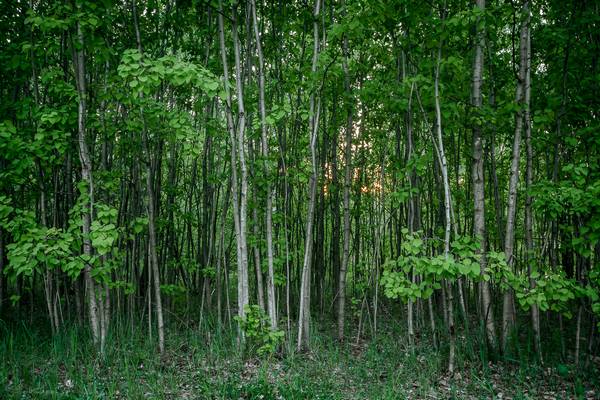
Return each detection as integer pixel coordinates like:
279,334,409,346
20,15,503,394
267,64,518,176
0,315,597,399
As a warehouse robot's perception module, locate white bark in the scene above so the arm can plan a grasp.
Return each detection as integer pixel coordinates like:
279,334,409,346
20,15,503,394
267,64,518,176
338,1,353,341
471,0,497,348
250,0,277,329
434,43,455,374
74,16,100,349
502,0,529,350
218,0,249,326
297,0,321,351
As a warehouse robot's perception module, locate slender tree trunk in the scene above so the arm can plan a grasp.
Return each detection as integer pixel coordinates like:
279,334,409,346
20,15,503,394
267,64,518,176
252,197,265,311
523,24,541,361
485,42,504,249
73,16,100,348
251,0,277,328
338,3,353,341
331,98,341,323
434,41,455,374
586,315,596,368
297,0,321,351
232,3,250,322
31,14,60,335
39,148,58,335
404,53,419,348
216,174,232,329
132,0,165,354
407,99,417,347
471,0,497,349
502,0,529,350
574,303,582,366
218,0,250,326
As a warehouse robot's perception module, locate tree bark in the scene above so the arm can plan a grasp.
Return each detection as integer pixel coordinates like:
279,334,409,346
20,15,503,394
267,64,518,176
218,0,250,330
502,0,529,350
132,0,165,354
337,1,353,341
297,0,321,351
251,191,265,311
434,41,455,374
471,0,497,349
73,15,100,348
523,22,541,360
251,0,277,329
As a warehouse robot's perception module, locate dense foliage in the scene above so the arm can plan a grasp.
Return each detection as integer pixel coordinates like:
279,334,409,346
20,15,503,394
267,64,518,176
1,0,599,388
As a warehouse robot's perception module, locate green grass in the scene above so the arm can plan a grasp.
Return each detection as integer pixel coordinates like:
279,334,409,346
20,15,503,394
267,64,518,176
0,316,598,399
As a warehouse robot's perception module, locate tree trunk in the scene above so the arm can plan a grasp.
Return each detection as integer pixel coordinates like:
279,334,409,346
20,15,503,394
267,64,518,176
502,0,529,350
251,196,265,311
471,0,497,349
434,41,455,374
523,22,541,361
251,0,278,328
218,0,250,329
297,0,321,351
73,16,100,349
132,0,165,354
338,2,353,341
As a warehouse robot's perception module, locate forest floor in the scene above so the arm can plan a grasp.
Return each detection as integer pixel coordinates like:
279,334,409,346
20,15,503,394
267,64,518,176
1,316,598,399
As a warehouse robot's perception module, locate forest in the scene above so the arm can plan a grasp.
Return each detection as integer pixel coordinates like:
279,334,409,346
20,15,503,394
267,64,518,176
1,0,599,398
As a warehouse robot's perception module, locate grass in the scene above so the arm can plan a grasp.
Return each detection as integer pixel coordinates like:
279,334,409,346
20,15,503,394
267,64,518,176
0,314,598,399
